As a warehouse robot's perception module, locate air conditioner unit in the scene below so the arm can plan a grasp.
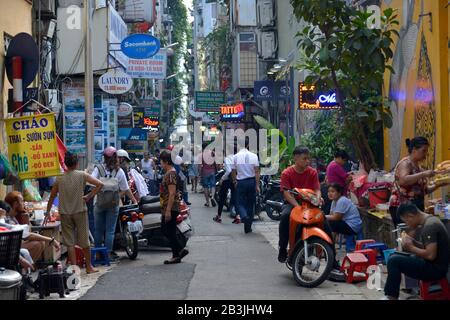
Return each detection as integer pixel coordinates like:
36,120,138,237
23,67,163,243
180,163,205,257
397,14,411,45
257,0,275,28
258,31,277,60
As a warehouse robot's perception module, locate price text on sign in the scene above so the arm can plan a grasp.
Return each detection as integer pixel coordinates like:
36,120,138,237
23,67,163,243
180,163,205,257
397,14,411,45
5,113,61,180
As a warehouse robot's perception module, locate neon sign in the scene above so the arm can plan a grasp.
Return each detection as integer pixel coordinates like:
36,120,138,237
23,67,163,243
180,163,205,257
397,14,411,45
220,103,245,121
298,83,340,110
143,116,159,131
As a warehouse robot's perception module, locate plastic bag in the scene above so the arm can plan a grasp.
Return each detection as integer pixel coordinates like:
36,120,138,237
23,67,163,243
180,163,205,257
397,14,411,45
22,180,42,202
0,153,19,185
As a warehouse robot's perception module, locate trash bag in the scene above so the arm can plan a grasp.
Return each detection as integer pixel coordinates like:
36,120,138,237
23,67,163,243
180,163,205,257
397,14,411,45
22,180,42,202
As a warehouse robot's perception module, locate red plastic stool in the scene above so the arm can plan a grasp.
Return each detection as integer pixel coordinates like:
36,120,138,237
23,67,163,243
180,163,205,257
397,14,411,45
340,253,370,283
354,249,377,267
65,245,85,268
355,239,376,251
419,278,450,300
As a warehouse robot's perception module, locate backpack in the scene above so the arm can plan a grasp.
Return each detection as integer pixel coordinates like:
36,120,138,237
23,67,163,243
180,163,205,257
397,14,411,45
95,164,120,209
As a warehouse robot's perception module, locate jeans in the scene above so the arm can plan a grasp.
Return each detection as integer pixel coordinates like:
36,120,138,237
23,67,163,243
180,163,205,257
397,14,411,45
94,206,120,253
217,180,235,217
236,178,256,228
161,211,185,257
328,220,356,235
278,203,340,268
384,253,446,298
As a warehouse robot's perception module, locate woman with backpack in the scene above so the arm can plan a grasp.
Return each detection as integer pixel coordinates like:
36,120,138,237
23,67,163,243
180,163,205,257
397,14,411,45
91,147,137,261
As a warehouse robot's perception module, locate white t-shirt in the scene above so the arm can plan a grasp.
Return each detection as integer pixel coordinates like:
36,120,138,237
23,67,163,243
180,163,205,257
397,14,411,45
232,149,259,180
141,158,154,179
91,165,130,191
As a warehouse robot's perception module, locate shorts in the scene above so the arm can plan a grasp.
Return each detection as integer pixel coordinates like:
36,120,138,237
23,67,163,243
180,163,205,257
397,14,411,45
201,173,215,189
60,211,90,248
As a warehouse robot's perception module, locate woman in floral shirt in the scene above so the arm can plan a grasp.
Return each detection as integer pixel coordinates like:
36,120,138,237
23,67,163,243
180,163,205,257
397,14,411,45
159,150,189,264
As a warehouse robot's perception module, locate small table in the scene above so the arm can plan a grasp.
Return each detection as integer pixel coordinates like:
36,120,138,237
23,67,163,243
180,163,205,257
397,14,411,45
31,221,61,262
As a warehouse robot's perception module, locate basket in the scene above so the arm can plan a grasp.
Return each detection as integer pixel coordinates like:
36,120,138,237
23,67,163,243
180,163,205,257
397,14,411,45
0,230,23,269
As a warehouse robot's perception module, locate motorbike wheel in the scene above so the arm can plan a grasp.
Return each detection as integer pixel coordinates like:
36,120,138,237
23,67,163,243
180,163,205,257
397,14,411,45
291,238,334,288
265,194,283,221
121,223,139,260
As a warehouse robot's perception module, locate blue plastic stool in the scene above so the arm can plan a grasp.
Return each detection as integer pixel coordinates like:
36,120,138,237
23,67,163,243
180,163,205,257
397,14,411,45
362,242,388,262
91,247,110,266
383,249,396,264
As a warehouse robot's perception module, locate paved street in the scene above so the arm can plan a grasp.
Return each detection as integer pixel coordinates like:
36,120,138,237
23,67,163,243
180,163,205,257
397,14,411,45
77,192,385,300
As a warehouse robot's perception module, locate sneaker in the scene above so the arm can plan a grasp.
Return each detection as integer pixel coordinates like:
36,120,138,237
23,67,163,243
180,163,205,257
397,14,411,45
244,224,252,234
278,249,288,263
211,199,216,207
185,201,192,205
213,216,222,223
232,217,241,224
328,269,346,282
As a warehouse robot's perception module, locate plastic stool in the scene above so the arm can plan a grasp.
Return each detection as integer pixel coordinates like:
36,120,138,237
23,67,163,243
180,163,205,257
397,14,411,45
66,245,85,268
340,253,370,283
383,249,396,264
419,278,450,300
355,239,375,251
362,242,388,262
354,249,377,266
91,247,110,267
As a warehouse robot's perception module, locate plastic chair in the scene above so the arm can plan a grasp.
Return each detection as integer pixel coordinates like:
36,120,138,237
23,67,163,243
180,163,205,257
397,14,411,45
362,242,388,262
65,245,85,268
354,249,377,266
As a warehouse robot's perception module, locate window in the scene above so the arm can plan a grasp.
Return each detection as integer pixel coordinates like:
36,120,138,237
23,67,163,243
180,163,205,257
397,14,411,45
239,32,257,88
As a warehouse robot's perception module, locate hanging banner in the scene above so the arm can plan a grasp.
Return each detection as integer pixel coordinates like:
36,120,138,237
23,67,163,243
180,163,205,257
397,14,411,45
99,69,133,94
254,81,274,101
127,49,167,79
5,113,61,180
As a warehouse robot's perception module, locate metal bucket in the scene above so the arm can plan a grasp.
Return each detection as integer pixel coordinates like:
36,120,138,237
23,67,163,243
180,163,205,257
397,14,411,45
0,267,22,300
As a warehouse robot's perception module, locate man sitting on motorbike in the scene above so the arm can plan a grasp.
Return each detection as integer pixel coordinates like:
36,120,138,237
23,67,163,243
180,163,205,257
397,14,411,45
277,147,343,273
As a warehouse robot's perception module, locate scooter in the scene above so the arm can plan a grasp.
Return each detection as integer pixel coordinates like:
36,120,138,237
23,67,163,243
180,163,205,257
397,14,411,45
113,204,144,260
263,179,283,221
266,188,335,288
137,195,192,250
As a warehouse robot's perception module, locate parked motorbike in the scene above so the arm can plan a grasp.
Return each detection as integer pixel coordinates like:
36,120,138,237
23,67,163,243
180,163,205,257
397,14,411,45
266,188,335,288
138,195,192,250
114,204,144,260
262,179,283,221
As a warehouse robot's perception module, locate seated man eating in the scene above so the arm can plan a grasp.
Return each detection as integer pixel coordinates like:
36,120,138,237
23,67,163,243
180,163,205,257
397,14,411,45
383,202,450,300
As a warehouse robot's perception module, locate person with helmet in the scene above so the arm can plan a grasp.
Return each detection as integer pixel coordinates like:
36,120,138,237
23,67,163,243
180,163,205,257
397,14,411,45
117,149,148,202
91,146,137,261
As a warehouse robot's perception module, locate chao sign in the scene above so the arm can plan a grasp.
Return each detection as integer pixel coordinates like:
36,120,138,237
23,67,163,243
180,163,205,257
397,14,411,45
298,83,340,110
5,113,61,180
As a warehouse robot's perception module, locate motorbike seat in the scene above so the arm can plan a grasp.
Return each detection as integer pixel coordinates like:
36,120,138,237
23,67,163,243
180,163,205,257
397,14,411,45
266,200,284,211
140,202,161,215
140,195,160,205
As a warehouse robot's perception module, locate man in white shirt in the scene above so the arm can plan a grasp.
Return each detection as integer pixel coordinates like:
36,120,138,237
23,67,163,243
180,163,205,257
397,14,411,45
231,140,260,233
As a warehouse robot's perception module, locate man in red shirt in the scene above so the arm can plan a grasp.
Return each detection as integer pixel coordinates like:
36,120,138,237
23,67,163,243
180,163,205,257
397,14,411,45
278,146,321,262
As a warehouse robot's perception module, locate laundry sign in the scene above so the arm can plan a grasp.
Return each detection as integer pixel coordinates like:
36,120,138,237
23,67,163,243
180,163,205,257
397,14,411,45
99,70,133,95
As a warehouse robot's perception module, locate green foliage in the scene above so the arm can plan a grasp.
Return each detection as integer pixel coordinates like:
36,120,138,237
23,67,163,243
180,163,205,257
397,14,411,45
290,0,399,170
299,111,346,166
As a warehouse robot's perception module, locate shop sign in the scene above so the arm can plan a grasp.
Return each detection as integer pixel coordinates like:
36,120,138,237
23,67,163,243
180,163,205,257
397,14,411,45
121,34,161,59
220,102,245,121
254,81,274,101
127,49,167,79
298,82,340,110
5,113,61,180
195,91,226,112
143,116,159,132
99,70,133,94
117,102,133,117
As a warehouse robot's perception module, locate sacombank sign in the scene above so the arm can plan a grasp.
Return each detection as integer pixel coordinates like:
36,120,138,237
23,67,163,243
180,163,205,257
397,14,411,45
121,34,161,59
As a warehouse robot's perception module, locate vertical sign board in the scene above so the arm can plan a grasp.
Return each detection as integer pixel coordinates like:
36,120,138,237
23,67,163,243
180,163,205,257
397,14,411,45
5,114,61,180
195,91,226,112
